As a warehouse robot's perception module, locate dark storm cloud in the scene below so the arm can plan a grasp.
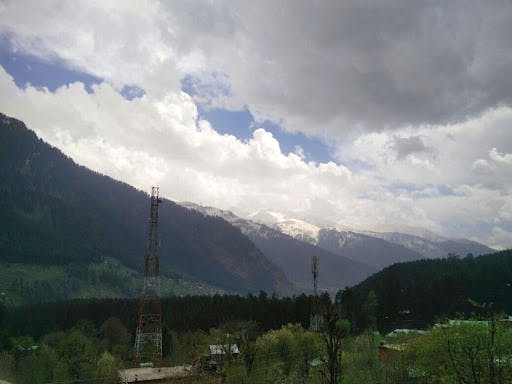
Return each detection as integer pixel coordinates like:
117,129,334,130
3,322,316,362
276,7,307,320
165,0,512,134
393,136,431,159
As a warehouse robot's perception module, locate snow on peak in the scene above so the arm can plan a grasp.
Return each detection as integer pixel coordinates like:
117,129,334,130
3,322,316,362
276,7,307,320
245,210,287,225
273,219,320,244
274,219,319,234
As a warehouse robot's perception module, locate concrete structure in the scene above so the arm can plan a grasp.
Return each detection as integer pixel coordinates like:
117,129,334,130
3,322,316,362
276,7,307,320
119,366,191,383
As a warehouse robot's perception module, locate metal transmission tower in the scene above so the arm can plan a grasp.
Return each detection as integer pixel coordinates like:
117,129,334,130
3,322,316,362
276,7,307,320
134,187,163,367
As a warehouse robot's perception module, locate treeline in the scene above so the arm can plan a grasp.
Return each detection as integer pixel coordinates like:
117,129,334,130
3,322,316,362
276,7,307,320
4,299,512,384
0,293,328,343
4,249,512,343
338,249,512,332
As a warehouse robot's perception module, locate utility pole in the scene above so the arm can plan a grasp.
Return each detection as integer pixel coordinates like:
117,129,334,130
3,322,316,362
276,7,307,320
311,255,320,331
312,255,319,298
134,187,163,367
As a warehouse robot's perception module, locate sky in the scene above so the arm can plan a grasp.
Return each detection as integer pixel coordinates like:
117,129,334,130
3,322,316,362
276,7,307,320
0,0,511,248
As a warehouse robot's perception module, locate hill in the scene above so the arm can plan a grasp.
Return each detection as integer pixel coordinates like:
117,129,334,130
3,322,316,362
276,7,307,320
0,113,292,302
338,249,512,332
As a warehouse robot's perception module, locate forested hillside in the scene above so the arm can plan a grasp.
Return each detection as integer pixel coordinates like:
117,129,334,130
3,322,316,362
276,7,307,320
339,249,512,332
0,113,291,298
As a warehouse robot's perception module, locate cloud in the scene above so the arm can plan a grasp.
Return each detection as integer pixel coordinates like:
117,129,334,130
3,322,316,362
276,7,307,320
471,159,495,175
0,1,180,96
393,135,431,159
338,107,512,189
488,227,512,250
0,67,363,219
490,148,512,165
1,1,512,248
1,66,511,247
2,1,512,137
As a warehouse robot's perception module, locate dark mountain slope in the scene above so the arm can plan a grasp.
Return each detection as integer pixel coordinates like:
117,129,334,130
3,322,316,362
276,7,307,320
248,227,375,294
317,229,424,270
0,113,291,295
362,230,494,260
180,202,376,294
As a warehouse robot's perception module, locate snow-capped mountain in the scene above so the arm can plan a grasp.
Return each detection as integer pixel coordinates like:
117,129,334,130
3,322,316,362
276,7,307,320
361,231,494,260
180,202,375,293
245,210,287,226
181,204,495,291
247,210,495,266
273,219,320,244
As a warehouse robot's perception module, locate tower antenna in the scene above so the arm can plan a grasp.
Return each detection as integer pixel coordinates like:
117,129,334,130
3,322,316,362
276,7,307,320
312,255,319,298
134,186,163,367
310,255,320,331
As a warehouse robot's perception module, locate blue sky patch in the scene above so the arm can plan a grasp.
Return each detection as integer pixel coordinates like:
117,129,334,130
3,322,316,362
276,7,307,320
1,44,334,164
182,74,334,163
121,85,146,100
0,37,102,93
196,105,334,163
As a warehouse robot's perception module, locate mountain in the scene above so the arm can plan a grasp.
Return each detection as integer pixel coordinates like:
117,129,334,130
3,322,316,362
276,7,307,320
248,210,494,268
180,202,376,293
0,113,292,301
248,212,424,270
339,249,512,332
315,229,423,270
273,219,320,244
361,231,494,260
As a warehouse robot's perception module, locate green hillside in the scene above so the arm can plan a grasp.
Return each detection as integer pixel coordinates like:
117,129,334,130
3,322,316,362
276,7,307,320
338,249,512,332
0,258,228,305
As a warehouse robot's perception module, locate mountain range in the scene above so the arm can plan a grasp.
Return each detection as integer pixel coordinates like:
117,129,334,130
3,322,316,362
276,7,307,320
180,202,376,293
179,203,495,292
242,210,494,266
0,112,496,302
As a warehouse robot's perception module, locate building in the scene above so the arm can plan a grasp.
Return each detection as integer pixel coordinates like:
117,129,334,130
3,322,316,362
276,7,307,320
194,344,240,374
208,344,240,356
378,342,404,362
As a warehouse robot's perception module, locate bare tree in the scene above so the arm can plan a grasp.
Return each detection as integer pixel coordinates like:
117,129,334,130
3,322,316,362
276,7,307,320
320,302,349,384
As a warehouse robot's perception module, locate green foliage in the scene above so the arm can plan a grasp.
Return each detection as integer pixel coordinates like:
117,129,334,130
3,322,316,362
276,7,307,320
100,317,131,359
341,334,380,384
169,330,209,365
95,352,119,384
408,320,512,384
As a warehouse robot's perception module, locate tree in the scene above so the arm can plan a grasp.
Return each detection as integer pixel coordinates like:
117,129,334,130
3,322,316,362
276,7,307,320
320,303,349,384
233,320,261,376
100,317,130,358
95,352,118,384
54,329,97,379
296,329,320,382
363,290,378,333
